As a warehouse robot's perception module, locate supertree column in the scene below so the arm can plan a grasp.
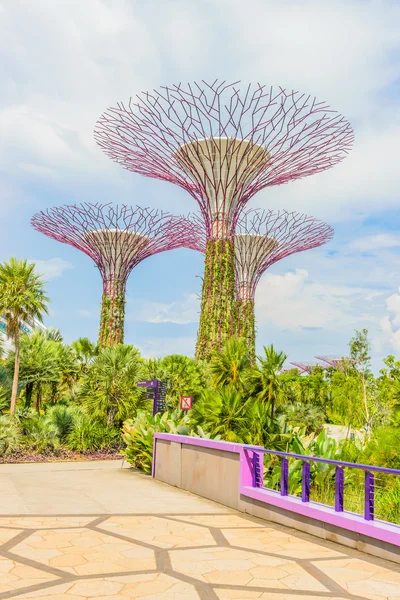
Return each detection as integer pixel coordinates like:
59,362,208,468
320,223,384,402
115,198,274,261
94,80,353,359
31,203,193,348
188,208,333,361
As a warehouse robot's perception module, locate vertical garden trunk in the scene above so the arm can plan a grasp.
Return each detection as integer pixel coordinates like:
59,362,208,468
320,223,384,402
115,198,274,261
236,298,256,364
195,238,237,361
98,279,126,348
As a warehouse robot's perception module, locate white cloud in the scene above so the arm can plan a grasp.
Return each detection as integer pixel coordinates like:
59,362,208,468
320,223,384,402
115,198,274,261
255,268,382,331
31,258,73,280
380,289,400,352
136,336,196,358
127,294,199,325
351,234,400,251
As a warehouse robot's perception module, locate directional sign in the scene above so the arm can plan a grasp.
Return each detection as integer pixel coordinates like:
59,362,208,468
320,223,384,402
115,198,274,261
145,393,155,399
137,380,157,388
180,396,193,411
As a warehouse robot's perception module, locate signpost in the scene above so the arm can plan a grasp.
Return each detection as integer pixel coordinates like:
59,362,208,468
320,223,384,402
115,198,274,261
137,380,167,415
180,396,193,411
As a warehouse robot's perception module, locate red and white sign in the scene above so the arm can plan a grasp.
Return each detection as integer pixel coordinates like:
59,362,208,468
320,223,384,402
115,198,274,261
180,396,193,411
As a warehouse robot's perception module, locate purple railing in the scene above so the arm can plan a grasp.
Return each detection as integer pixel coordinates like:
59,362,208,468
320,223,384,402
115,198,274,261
245,445,400,524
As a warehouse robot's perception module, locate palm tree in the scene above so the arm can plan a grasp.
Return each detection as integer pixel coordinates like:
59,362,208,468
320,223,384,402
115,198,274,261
143,354,210,407
0,258,49,415
9,332,61,411
79,344,144,426
249,344,287,419
210,337,252,391
71,337,98,375
190,387,251,442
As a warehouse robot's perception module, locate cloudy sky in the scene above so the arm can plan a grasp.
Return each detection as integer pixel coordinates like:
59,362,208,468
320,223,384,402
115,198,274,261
1,0,400,368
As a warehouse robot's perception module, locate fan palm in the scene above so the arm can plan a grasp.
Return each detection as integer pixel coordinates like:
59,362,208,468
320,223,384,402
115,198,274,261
71,337,98,374
190,387,251,442
0,258,49,414
248,344,287,419
210,337,252,391
79,344,144,425
9,332,61,410
143,354,210,407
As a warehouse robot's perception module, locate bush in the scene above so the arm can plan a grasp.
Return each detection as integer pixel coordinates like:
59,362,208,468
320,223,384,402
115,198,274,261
0,416,22,454
122,410,194,473
66,413,120,452
23,415,60,452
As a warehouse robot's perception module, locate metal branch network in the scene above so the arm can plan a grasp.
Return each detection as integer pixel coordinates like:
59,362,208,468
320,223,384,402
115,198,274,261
31,203,196,347
94,80,353,239
187,208,333,301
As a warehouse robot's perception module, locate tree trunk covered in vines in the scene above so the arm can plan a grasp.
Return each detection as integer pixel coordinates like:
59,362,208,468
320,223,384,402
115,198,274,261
195,238,237,361
236,298,256,364
98,280,126,348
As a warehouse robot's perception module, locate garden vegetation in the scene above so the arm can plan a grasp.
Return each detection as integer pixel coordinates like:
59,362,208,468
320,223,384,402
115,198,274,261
0,258,400,523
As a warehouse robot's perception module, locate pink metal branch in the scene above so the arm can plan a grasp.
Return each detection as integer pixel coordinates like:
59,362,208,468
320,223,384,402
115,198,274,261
94,80,353,237
31,203,197,292
290,361,321,373
184,208,333,300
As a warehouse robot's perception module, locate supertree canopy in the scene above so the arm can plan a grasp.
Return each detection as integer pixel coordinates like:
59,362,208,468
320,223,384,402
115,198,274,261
94,80,353,359
31,203,193,347
189,208,333,360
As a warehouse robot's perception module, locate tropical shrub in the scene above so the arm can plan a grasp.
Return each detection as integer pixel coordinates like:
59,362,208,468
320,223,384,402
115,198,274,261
122,410,194,473
0,415,22,454
66,413,120,452
78,344,145,425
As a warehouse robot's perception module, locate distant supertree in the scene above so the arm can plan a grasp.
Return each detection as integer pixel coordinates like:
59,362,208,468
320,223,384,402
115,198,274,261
31,203,193,347
95,80,353,359
316,355,354,370
188,208,333,360
290,361,321,374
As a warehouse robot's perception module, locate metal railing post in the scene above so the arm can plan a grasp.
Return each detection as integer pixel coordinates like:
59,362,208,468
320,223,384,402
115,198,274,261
364,471,375,521
280,457,289,496
302,461,310,502
335,466,344,512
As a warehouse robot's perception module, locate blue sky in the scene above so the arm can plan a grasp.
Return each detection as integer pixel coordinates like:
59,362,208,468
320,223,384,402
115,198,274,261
1,0,400,368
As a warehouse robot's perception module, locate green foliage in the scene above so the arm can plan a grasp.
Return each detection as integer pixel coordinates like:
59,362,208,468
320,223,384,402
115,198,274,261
0,415,22,454
122,410,194,473
210,337,252,391
283,402,325,435
0,258,49,414
236,299,256,363
66,413,120,452
78,344,145,425
99,284,126,348
248,345,288,419
196,239,237,360
143,354,210,407
190,387,250,442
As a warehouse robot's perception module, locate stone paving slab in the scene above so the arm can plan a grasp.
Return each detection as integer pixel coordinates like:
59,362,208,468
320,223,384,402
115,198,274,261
1,461,400,599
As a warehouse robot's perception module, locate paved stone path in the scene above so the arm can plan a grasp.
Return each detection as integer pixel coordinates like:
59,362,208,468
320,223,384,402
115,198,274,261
1,460,400,599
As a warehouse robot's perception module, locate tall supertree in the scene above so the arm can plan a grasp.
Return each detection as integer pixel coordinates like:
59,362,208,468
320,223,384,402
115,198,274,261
189,209,333,360
94,80,353,359
31,203,194,347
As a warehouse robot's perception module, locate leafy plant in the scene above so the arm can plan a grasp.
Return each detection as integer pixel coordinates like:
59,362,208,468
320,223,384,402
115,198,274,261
78,344,145,425
0,415,22,454
122,410,194,473
0,258,49,414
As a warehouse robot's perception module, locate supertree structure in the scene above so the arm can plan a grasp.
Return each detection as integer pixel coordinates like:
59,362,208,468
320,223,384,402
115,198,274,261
290,361,321,374
31,203,194,347
188,208,333,360
94,80,353,359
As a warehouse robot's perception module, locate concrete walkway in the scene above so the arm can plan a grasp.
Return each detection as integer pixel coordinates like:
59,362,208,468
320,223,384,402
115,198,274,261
1,461,400,599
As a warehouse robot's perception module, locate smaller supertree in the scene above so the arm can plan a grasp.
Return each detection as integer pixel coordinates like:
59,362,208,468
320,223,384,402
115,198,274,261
187,209,333,360
290,361,321,374
31,203,195,347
